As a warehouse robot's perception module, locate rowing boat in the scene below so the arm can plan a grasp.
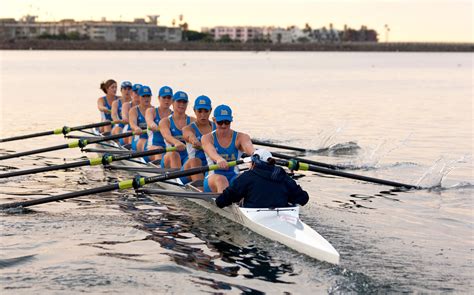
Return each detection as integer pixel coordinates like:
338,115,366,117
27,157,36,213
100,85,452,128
90,129,340,264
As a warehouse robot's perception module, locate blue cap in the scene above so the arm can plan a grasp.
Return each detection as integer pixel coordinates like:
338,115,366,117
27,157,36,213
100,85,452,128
173,91,188,102
214,105,233,122
132,84,142,92
121,81,132,88
194,95,212,110
159,86,173,97
138,85,152,97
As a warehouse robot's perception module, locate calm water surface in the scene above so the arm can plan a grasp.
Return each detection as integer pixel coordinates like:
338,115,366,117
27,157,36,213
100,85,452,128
0,51,472,294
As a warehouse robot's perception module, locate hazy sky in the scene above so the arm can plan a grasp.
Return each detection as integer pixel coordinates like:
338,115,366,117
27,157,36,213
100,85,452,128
2,0,472,42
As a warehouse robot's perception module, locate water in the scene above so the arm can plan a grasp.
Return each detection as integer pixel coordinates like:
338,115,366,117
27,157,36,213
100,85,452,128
0,51,472,293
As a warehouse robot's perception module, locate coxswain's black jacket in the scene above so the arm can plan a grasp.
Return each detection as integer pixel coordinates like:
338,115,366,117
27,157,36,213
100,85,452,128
215,162,309,208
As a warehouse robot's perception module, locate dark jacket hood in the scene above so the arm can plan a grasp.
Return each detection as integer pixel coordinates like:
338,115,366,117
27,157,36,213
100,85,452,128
251,162,287,182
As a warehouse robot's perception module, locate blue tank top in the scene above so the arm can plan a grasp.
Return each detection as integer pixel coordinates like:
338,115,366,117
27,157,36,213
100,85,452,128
206,130,241,177
117,99,123,120
168,114,190,159
102,96,117,121
150,107,171,146
136,106,148,139
212,131,240,162
169,115,190,142
187,121,216,161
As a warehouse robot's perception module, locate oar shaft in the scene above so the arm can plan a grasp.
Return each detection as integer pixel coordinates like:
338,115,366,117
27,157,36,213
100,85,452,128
252,139,308,152
0,143,70,160
1,184,120,208
0,147,175,178
0,160,89,178
276,159,420,189
271,152,345,170
0,131,138,161
0,121,114,143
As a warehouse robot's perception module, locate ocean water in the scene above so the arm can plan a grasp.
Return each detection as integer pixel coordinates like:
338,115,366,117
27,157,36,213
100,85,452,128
0,50,472,294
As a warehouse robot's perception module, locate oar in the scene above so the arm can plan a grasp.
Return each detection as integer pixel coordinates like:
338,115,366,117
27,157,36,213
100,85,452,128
137,188,219,201
0,130,142,161
0,158,248,209
0,147,176,179
251,139,320,153
271,151,347,170
275,158,421,189
0,121,118,143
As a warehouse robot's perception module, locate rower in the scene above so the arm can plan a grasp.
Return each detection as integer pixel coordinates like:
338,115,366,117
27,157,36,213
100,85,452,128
182,95,215,183
111,81,133,141
121,83,142,145
97,79,118,134
159,91,196,169
215,149,309,208
201,104,255,193
129,85,153,152
145,86,173,161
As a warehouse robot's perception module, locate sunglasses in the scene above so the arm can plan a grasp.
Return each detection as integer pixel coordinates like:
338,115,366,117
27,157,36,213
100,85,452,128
121,86,132,90
216,120,231,126
161,95,172,99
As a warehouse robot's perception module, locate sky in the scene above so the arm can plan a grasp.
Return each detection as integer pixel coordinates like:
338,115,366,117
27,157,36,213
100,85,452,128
1,0,472,42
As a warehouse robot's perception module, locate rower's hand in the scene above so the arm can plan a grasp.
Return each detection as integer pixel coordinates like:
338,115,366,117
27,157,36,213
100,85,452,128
175,142,186,152
132,127,142,134
192,140,202,149
149,123,159,132
217,158,229,170
103,109,111,114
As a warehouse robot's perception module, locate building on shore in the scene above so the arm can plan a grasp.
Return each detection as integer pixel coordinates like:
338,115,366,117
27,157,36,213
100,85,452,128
202,25,377,43
0,15,182,42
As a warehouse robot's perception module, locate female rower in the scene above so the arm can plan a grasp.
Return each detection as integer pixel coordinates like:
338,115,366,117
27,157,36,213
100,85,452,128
111,81,133,138
121,83,142,145
97,79,118,134
181,95,215,182
145,86,173,161
129,85,153,151
201,105,255,193
159,91,196,169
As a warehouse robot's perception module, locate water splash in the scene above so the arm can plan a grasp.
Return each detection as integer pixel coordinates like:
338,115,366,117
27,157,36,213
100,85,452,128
347,135,412,169
416,155,473,189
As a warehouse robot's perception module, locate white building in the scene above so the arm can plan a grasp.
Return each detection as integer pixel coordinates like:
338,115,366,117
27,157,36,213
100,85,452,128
202,26,265,42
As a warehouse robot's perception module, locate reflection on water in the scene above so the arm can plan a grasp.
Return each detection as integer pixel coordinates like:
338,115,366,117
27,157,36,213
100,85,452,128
118,193,296,284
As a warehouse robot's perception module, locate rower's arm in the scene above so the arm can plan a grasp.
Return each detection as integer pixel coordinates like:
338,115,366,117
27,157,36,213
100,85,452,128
202,134,225,163
128,107,140,132
182,125,198,145
145,108,158,131
97,97,109,113
121,103,130,122
159,118,181,146
110,100,120,122
236,132,255,155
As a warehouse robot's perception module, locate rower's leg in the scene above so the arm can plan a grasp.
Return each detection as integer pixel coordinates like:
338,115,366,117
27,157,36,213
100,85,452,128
163,152,181,169
147,145,165,161
208,174,229,193
137,138,147,152
111,126,122,136
184,158,203,181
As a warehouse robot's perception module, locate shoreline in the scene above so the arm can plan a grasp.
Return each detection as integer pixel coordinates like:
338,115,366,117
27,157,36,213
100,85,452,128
1,40,472,52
